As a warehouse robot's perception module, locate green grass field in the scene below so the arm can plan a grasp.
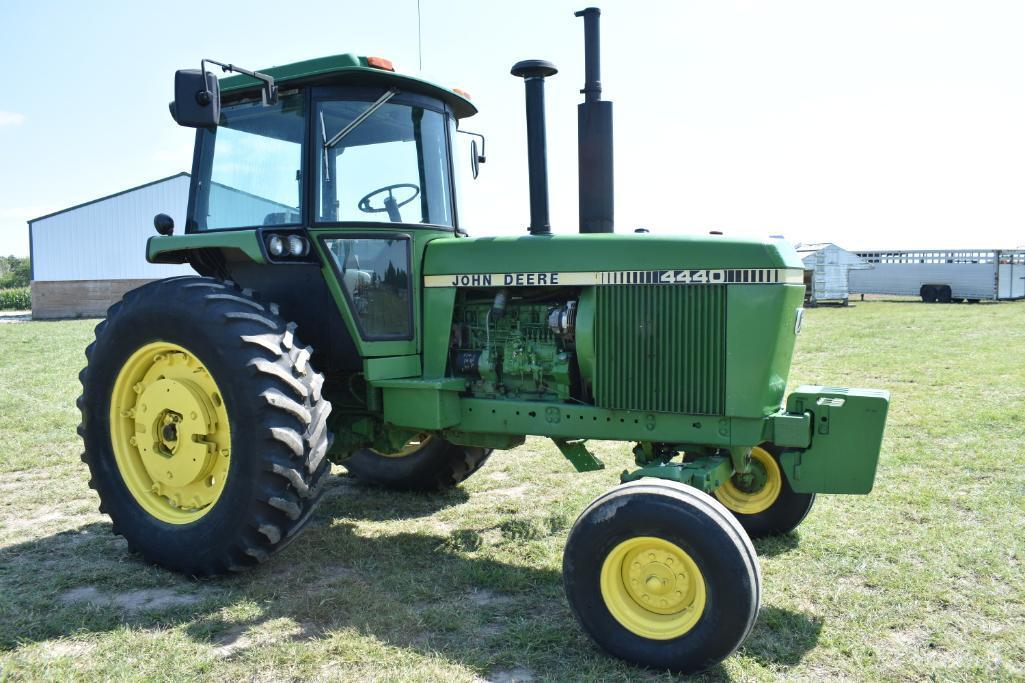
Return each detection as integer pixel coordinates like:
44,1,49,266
1,300,1023,681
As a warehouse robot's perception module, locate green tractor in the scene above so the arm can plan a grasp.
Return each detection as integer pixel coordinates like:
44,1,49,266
77,9,889,674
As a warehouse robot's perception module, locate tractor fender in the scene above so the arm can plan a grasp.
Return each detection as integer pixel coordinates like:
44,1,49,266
147,229,267,266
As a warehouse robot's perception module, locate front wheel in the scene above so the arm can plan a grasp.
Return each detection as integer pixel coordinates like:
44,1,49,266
343,436,491,491
563,479,760,674
714,444,815,538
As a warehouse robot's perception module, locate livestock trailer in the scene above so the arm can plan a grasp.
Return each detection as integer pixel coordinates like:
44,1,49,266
849,249,1025,302
796,243,870,306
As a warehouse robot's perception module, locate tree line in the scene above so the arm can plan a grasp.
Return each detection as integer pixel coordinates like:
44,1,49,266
0,256,30,289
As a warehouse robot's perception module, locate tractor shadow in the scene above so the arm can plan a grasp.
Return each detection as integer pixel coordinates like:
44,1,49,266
323,471,473,520
753,532,801,558
0,476,821,678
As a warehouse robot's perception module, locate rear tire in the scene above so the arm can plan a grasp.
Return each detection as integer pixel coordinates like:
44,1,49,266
563,479,760,674
714,445,815,538
344,436,491,491
78,277,332,575
920,285,937,303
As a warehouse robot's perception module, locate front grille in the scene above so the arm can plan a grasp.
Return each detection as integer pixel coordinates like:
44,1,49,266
592,285,726,415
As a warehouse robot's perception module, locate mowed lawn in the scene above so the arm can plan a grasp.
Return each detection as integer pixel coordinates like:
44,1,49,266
1,300,1023,682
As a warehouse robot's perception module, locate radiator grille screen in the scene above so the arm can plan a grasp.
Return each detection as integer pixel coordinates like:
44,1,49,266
593,285,726,415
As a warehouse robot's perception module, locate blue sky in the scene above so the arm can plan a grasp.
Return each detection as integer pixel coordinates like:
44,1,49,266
1,0,1023,257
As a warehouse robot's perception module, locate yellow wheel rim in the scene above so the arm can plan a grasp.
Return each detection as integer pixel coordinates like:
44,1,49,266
371,434,432,458
599,536,706,640
109,341,231,525
714,445,782,515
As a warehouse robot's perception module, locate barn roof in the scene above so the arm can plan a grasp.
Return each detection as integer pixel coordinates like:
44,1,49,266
795,242,841,253
28,173,190,224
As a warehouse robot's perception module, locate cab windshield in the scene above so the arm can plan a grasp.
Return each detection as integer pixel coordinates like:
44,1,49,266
188,90,455,231
316,97,453,226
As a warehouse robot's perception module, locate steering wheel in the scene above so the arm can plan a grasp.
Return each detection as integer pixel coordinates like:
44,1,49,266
357,183,420,222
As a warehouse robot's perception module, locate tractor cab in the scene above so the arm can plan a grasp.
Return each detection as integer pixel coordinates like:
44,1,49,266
158,55,479,371
176,54,475,234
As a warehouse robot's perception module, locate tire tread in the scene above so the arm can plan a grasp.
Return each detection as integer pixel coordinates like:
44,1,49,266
78,277,333,576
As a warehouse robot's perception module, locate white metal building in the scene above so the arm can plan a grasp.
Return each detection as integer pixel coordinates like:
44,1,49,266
795,243,870,305
849,249,1025,302
28,173,193,318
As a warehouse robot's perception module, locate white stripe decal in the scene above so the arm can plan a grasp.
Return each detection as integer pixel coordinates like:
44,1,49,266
424,268,805,288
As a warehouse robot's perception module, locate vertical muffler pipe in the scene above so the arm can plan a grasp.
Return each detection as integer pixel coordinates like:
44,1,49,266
511,59,558,236
575,7,614,233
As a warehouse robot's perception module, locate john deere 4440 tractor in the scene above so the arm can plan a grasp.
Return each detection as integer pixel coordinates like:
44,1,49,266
78,8,889,674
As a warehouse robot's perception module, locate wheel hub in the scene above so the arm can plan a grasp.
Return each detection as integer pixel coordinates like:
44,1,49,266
600,536,706,640
135,375,217,490
160,417,180,450
731,459,769,494
110,343,231,524
714,445,783,515
623,544,698,615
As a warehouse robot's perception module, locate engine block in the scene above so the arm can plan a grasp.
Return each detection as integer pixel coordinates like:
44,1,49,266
450,298,576,401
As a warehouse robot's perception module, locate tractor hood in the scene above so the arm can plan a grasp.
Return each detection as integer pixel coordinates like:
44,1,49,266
423,233,803,283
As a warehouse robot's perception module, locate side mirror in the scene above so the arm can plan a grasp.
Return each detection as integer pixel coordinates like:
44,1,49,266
153,213,175,236
471,139,481,179
458,130,486,179
170,69,220,128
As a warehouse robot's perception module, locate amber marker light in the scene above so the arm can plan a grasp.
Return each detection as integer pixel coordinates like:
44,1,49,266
367,56,395,71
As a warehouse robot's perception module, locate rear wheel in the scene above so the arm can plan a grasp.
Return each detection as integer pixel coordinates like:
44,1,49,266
564,480,760,674
344,436,491,491
936,285,953,303
920,285,937,303
714,445,815,538
78,277,332,575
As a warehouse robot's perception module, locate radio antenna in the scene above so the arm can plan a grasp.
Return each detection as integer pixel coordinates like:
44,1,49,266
417,0,423,72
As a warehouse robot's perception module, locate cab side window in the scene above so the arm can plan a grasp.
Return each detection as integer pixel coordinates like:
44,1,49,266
323,237,412,339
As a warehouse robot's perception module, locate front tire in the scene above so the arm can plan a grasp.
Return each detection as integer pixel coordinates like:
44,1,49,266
714,444,815,538
563,480,760,674
344,436,491,491
78,277,332,575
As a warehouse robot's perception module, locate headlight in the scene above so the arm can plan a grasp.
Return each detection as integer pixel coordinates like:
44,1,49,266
287,235,308,257
266,235,285,257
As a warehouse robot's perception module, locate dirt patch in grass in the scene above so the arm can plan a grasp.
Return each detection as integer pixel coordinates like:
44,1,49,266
489,485,529,498
209,617,314,659
484,666,536,682
0,469,55,491
60,585,212,612
41,640,96,659
467,589,512,607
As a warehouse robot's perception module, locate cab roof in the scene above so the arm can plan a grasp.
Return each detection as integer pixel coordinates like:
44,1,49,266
218,53,477,119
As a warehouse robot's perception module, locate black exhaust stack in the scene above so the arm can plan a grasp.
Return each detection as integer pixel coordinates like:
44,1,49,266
511,59,558,236
576,7,614,233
